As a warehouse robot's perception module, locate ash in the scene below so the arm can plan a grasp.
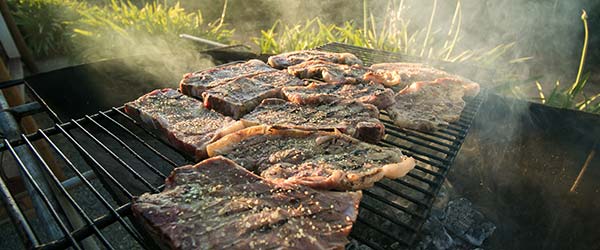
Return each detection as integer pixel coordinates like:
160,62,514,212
416,181,496,250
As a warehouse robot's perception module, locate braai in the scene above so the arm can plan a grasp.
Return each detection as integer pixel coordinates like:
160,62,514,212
179,59,276,97
282,81,396,109
385,78,470,131
202,71,305,119
206,125,415,190
124,89,245,161
242,98,385,143
268,50,363,69
287,60,371,84
132,156,361,250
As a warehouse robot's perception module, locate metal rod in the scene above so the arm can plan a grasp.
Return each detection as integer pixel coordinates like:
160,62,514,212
22,135,112,250
0,175,39,248
1,101,43,118
70,119,159,193
85,115,167,179
4,139,82,250
39,129,148,247
24,81,62,123
179,34,228,48
0,88,64,241
362,189,425,219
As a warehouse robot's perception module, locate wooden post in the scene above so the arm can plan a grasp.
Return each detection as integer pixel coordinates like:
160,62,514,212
0,0,39,74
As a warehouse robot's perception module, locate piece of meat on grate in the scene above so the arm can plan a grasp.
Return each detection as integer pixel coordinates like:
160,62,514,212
268,50,363,69
179,59,276,97
385,78,469,132
202,71,305,119
242,98,384,143
282,81,396,109
206,125,415,191
132,156,361,250
364,62,481,96
124,89,245,161
287,60,371,84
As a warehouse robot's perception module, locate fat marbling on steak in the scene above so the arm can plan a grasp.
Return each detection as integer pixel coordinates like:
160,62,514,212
206,125,415,190
132,156,361,250
124,89,245,161
268,50,363,69
287,60,371,84
385,78,471,132
179,59,276,97
364,62,481,95
202,71,305,119
282,81,396,109
242,98,384,143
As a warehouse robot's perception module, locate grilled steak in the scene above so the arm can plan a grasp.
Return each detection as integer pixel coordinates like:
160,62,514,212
287,60,371,84
179,59,276,97
132,156,362,250
282,81,396,109
124,89,245,161
202,71,305,119
206,125,415,190
268,50,363,69
364,62,481,95
242,98,384,143
385,78,468,131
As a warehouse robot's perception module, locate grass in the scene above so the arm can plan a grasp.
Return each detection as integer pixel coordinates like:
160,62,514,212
535,10,600,113
9,0,234,61
253,0,518,66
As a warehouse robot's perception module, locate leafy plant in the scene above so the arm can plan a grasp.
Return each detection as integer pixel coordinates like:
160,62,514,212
535,10,600,113
253,0,517,65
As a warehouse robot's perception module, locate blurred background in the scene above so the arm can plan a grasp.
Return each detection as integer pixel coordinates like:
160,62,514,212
4,0,600,112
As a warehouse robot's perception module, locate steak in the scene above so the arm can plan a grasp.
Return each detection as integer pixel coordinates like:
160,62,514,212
202,71,305,119
179,59,276,97
242,98,385,143
385,78,468,131
206,125,415,190
282,81,396,109
364,62,481,95
268,50,363,69
124,89,245,161
132,156,361,250
287,60,371,84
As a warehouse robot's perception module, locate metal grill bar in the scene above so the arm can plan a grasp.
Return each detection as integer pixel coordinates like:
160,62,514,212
4,139,83,250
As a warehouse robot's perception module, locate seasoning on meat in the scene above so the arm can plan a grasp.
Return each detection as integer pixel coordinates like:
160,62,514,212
132,156,361,250
268,50,363,69
206,125,415,190
385,78,470,131
124,89,245,161
179,59,276,97
364,62,481,95
287,60,371,84
242,98,384,143
282,81,396,109
202,71,305,119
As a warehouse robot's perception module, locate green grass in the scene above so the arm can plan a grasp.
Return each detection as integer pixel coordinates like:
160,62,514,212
9,0,233,60
252,0,517,66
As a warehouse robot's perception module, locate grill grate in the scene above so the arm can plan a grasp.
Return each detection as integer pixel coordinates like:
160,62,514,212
0,43,484,249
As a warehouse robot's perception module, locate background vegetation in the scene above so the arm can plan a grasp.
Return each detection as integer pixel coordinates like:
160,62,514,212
6,0,600,113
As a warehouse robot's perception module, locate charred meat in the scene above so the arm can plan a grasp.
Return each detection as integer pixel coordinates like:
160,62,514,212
202,71,305,119
242,98,384,143
282,81,396,109
206,125,415,190
124,89,245,161
179,59,276,97
132,156,362,250
268,50,363,69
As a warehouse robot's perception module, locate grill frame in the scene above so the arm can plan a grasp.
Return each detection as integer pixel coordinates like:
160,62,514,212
0,43,484,249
